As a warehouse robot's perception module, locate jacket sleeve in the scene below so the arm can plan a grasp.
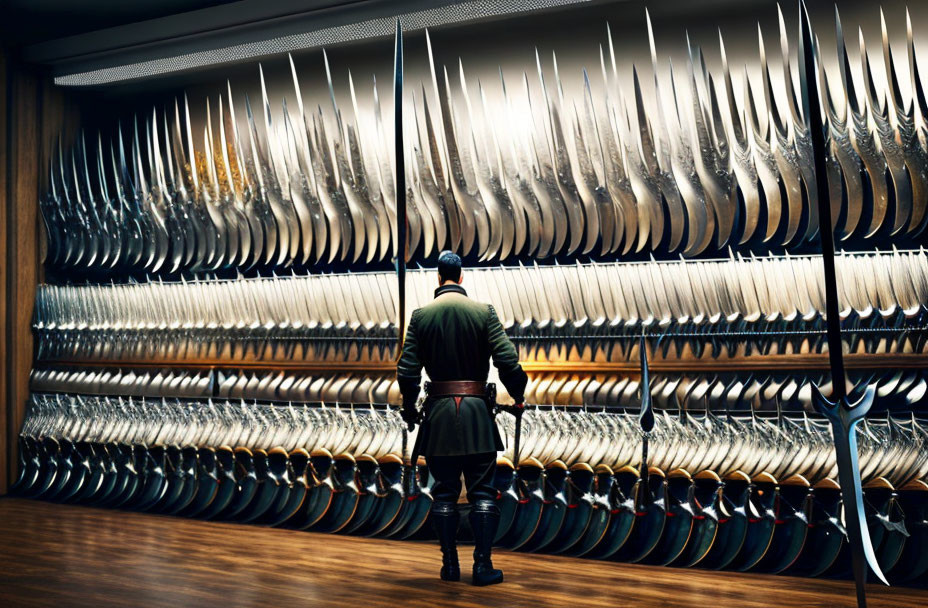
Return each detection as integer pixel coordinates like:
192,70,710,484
487,304,528,403
396,310,423,408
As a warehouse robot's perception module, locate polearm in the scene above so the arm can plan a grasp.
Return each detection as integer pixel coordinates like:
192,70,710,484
638,335,654,506
394,18,407,360
797,3,887,606
393,20,417,495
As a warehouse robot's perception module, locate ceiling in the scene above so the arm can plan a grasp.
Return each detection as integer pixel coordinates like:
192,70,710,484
0,0,237,46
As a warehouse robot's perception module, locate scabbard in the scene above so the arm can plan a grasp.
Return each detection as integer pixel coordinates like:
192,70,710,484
512,408,523,468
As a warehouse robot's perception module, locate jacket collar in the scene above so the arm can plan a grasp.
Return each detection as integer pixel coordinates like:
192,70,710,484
434,284,467,299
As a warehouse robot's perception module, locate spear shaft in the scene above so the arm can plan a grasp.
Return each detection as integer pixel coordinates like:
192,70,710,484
798,3,846,401
394,19,407,359
638,335,653,501
393,20,418,498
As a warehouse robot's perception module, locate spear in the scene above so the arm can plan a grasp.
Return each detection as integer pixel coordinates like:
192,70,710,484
393,19,418,499
638,334,654,505
394,18,407,358
797,3,887,606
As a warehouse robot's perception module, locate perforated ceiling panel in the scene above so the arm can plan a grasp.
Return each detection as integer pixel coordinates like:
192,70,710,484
54,0,592,86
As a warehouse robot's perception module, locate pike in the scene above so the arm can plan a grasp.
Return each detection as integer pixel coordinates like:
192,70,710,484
393,19,417,499
394,17,407,364
638,334,654,503
797,3,887,607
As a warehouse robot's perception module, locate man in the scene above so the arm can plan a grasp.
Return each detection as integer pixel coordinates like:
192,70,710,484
396,251,527,586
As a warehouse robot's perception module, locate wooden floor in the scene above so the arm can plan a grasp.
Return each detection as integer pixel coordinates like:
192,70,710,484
0,497,924,608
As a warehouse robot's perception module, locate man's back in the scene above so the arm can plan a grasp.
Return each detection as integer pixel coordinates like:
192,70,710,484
397,283,525,457
409,288,510,383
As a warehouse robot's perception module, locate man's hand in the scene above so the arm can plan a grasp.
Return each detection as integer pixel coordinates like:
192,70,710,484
401,406,420,431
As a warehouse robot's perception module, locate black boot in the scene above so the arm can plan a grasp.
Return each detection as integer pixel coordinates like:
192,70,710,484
430,502,461,581
469,499,504,586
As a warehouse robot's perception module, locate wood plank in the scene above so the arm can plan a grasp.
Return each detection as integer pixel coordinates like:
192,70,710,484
0,50,8,494
33,351,928,374
0,64,73,495
5,65,39,496
0,497,922,608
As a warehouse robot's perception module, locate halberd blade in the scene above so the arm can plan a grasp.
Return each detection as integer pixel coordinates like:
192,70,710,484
801,4,889,602
646,10,685,252
218,95,252,269
459,57,507,261
287,58,328,263
323,49,374,263
427,29,484,258
259,64,299,266
903,9,928,235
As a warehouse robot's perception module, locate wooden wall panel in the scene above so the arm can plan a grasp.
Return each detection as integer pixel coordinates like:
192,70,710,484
0,56,73,495
9,67,39,497
3,62,39,496
0,50,9,494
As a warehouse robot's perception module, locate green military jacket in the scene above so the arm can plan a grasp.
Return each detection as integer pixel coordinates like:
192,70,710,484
396,283,528,458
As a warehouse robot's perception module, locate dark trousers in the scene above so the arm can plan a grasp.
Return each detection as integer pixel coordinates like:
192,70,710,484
429,452,497,504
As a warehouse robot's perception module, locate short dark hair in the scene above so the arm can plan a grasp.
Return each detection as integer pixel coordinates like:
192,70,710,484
437,250,462,282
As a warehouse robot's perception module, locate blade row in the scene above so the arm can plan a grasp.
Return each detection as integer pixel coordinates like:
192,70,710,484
523,370,927,413
34,250,928,338
14,393,928,580
497,409,928,488
29,365,928,415
41,7,928,274
20,392,928,493
23,394,404,458
34,316,928,364
31,368,403,405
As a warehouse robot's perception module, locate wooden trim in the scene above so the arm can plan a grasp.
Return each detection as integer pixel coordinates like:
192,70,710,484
520,353,928,373
33,352,928,376
36,359,400,372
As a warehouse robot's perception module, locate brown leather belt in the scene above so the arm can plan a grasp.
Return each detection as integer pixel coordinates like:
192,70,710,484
425,380,488,397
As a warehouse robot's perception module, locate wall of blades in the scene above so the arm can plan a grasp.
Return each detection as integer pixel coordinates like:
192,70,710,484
15,0,928,586
41,2,928,277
